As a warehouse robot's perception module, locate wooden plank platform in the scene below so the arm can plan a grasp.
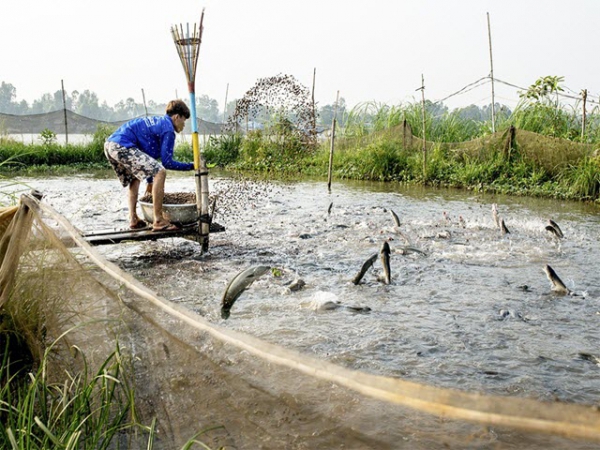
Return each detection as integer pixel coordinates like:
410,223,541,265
82,222,225,246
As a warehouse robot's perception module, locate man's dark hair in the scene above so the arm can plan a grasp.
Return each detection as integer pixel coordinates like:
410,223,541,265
166,99,191,119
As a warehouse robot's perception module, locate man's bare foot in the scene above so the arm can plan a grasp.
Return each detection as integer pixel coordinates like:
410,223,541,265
130,218,148,229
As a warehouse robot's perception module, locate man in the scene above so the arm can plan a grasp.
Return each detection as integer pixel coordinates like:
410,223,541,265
104,99,194,231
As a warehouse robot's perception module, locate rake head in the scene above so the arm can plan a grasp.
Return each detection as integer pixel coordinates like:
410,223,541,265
171,8,205,89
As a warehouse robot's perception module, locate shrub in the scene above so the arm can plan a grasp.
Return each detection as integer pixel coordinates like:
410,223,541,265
204,134,242,166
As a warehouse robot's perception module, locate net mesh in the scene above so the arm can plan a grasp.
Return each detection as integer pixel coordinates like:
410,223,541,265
1,193,599,449
0,110,223,135
336,122,597,176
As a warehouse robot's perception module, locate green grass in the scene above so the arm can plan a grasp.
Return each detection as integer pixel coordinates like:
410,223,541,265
0,126,112,174
3,100,600,202
0,333,222,449
0,329,136,450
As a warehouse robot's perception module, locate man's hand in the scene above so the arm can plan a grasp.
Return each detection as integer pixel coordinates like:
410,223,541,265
145,183,153,195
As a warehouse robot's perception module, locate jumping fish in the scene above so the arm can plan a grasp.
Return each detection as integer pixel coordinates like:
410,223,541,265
209,195,218,224
543,264,570,295
221,266,270,319
545,224,562,238
309,292,371,313
500,218,510,235
578,352,600,367
288,278,306,292
328,202,333,215
390,209,401,227
396,246,428,257
547,219,564,238
380,241,391,284
352,253,378,285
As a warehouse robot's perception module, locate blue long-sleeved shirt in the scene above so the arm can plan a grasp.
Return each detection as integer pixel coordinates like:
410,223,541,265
107,115,193,171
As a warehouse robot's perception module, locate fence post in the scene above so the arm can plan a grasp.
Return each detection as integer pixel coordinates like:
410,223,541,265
141,89,148,117
61,79,68,145
581,89,587,139
504,125,515,160
222,82,229,125
327,90,339,193
487,12,496,133
311,68,317,143
418,74,427,180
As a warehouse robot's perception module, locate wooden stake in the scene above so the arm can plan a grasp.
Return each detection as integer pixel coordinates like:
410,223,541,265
312,68,317,141
223,82,229,124
61,79,68,145
581,89,587,139
141,88,148,117
327,90,339,192
418,75,427,179
487,12,496,133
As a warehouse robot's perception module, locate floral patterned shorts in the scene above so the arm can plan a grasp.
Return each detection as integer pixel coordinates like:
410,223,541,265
104,141,163,187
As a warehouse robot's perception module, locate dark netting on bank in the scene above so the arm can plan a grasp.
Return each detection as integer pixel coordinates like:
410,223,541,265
1,193,600,449
336,121,599,176
0,110,223,135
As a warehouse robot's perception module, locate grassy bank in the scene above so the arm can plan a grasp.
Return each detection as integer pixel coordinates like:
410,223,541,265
201,99,600,202
2,98,600,202
0,126,112,173
0,125,196,177
0,337,139,449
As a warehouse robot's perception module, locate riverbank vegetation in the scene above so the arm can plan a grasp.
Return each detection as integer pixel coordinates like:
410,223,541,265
0,316,217,449
2,76,599,202
0,264,149,449
0,339,139,449
201,77,600,202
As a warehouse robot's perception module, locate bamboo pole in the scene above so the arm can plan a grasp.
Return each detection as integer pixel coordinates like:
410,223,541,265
418,75,427,180
312,68,317,141
61,80,68,145
141,88,148,117
487,12,496,133
581,89,587,139
222,82,229,125
327,91,339,192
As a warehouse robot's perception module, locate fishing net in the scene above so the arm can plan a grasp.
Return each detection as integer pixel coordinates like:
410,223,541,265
337,122,597,176
0,110,223,135
1,192,600,449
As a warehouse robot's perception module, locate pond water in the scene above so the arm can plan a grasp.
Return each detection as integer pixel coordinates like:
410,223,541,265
8,172,600,408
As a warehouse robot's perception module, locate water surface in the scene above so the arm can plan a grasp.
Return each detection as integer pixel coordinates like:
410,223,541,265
12,172,600,407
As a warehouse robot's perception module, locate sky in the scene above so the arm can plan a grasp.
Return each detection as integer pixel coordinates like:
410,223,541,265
2,0,600,112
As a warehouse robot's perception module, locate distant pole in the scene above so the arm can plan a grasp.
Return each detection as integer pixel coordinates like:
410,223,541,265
487,12,496,133
223,82,229,125
418,74,427,179
141,88,148,117
327,90,339,192
311,68,317,140
581,89,588,139
61,79,68,145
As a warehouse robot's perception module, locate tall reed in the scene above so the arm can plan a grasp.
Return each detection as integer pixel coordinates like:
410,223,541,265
0,339,136,450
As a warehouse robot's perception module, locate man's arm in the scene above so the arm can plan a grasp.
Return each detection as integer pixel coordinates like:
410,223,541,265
160,132,193,171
